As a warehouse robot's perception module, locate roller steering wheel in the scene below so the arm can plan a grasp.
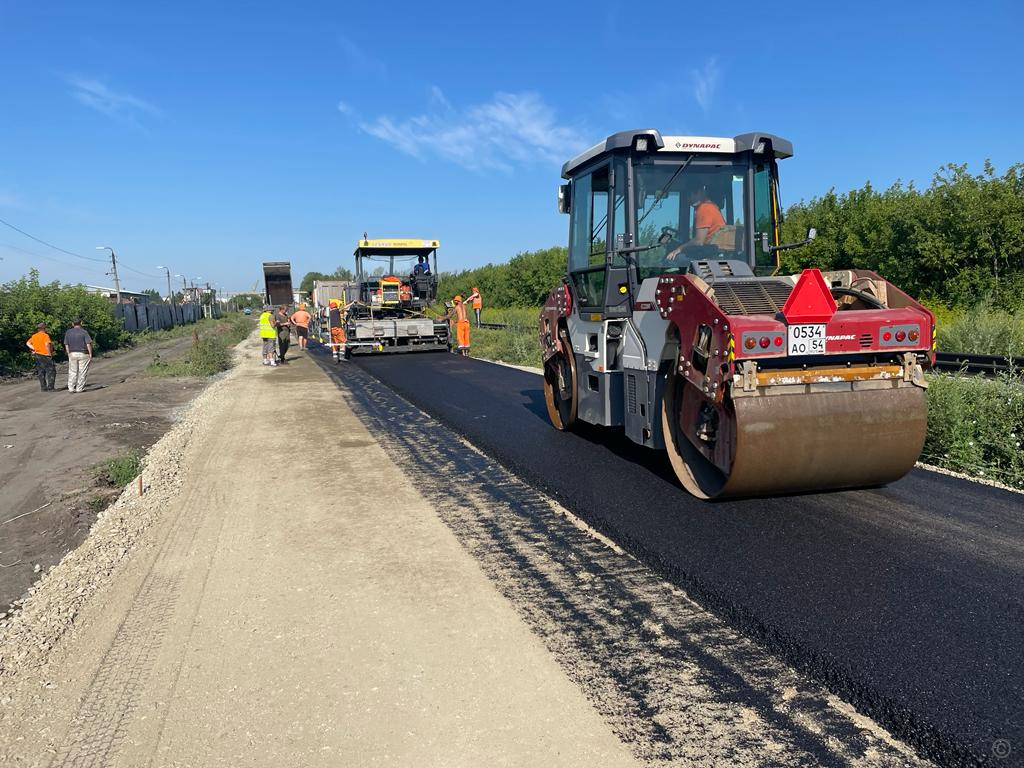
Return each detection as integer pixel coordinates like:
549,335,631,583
658,226,678,245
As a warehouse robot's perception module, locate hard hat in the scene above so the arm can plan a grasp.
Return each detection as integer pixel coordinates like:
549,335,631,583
329,300,339,307
300,303,306,309
453,295,462,303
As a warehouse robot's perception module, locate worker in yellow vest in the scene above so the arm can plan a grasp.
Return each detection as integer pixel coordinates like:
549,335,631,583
258,306,278,366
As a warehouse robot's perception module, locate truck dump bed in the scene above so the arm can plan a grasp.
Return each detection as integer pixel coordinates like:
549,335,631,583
263,262,293,306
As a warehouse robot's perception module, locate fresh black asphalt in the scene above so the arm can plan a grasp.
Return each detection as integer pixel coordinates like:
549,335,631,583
345,351,1023,767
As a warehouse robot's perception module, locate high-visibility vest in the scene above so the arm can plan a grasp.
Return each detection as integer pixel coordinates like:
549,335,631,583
259,311,276,338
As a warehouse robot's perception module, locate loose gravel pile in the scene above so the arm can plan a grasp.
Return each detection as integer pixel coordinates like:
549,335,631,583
0,338,254,681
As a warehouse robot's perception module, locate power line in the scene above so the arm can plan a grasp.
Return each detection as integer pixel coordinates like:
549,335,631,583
0,242,101,274
0,217,108,263
117,262,160,279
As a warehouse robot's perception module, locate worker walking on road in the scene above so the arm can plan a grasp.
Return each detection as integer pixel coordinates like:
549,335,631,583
290,304,311,350
452,295,471,356
258,306,278,366
275,304,292,363
26,322,56,391
470,287,482,327
63,318,93,393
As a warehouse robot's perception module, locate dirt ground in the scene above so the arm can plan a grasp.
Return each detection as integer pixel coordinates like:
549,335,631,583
0,336,209,609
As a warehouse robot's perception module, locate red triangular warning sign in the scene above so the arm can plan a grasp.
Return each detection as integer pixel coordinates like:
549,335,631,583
781,268,836,323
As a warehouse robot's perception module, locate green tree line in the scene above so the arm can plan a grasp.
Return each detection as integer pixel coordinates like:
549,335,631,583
0,270,129,371
779,162,1024,308
437,161,1024,310
437,246,567,308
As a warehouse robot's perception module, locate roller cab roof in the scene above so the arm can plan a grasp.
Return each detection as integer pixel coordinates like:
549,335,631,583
561,130,793,178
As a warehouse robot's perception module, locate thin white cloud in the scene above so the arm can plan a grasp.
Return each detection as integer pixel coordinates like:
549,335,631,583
428,85,452,111
358,91,585,172
67,75,160,120
339,35,386,77
690,57,720,112
337,100,353,115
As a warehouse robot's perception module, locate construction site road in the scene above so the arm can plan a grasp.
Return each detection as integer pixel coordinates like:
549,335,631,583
0,338,933,767
344,350,1024,768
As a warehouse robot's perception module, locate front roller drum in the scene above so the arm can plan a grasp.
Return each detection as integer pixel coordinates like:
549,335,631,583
662,375,928,499
543,327,577,430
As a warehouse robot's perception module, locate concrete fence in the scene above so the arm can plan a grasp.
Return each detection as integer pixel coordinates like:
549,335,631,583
114,301,220,332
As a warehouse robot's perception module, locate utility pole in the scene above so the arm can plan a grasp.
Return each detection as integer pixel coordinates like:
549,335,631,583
157,266,173,303
96,246,120,304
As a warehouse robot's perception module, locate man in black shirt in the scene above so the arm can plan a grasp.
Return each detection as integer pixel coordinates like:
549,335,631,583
63,319,93,393
275,305,292,363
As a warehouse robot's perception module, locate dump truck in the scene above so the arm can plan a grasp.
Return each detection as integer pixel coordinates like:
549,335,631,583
345,237,449,356
539,130,934,499
263,262,293,307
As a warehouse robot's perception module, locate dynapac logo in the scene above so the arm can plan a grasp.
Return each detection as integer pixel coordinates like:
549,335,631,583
675,141,722,150
826,334,857,341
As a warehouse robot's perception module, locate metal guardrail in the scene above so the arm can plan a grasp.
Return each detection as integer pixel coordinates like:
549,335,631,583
933,351,1021,376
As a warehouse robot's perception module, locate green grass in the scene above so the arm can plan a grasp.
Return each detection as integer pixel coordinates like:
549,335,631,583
933,303,1024,357
468,307,542,368
95,449,142,487
922,370,1024,488
147,315,254,377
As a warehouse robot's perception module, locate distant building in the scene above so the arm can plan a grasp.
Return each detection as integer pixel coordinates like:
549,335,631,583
84,285,152,305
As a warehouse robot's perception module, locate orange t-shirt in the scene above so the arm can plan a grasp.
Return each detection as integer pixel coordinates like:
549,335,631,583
290,310,311,328
694,201,725,243
471,292,482,309
27,331,51,356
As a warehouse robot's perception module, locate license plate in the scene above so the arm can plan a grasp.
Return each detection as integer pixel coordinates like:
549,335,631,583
787,324,826,355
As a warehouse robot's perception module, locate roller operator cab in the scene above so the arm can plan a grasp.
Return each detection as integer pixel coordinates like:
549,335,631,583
345,237,450,355
539,130,935,499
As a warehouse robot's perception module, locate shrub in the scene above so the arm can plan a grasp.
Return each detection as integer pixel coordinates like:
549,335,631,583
0,270,130,370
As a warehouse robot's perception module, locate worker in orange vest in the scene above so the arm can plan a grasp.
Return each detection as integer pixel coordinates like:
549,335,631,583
328,299,348,361
452,295,471,356
25,322,56,391
469,287,482,327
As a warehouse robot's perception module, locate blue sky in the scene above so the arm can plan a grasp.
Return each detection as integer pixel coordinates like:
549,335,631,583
0,0,1021,295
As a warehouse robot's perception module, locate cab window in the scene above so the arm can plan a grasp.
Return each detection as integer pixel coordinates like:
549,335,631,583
569,165,610,305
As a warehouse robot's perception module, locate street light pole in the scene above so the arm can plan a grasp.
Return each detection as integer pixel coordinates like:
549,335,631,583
96,246,120,304
156,266,173,303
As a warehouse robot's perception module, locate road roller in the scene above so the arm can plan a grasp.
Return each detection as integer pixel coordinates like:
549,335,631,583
539,130,934,499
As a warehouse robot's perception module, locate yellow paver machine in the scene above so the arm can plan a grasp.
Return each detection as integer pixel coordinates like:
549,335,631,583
345,237,450,356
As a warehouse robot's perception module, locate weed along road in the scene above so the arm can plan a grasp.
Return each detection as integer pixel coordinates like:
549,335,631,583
338,350,1024,767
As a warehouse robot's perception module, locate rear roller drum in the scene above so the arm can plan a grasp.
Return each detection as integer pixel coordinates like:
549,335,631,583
543,327,578,431
661,370,929,499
